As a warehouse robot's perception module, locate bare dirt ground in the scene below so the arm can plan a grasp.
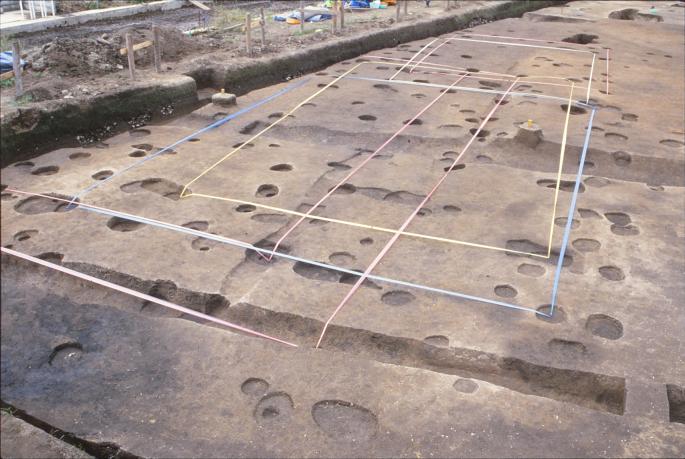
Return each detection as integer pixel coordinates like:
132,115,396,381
1,1,685,457
1,1,494,106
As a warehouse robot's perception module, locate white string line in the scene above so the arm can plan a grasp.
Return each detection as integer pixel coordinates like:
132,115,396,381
388,38,440,80
388,35,597,99
343,75,592,106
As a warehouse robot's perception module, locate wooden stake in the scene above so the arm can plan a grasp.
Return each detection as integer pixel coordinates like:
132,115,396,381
125,33,135,79
331,6,337,34
119,40,153,56
260,7,266,47
245,13,253,56
445,0,450,11
12,41,23,98
0,70,14,81
152,26,162,73
396,1,400,22
188,0,210,11
339,0,344,29
404,0,408,15
300,1,305,34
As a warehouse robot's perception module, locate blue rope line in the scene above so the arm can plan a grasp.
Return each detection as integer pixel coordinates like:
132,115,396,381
55,81,596,319
69,78,311,206
72,203,541,315
548,108,596,317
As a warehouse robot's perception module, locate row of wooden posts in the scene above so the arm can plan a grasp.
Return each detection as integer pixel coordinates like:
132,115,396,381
244,7,267,57
4,24,163,99
129,1,437,78
244,1,345,57
243,0,421,55
7,0,459,97
124,25,163,80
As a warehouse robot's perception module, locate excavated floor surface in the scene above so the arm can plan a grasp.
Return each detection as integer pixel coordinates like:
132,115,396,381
2,1,684,457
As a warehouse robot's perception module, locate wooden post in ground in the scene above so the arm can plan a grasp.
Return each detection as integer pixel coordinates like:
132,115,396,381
245,13,253,56
259,7,266,47
299,1,305,34
152,25,162,73
125,33,135,80
396,1,400,22
331,5,337,34
12,41,23,98
339,0,344,29
445,0,450,11
404,0,408,15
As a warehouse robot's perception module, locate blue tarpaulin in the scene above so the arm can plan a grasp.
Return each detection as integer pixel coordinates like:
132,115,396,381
0,51,26,73
273,11,333,22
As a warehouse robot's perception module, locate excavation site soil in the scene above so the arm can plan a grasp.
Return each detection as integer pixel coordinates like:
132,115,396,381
1,1,684,457
0,1,492,107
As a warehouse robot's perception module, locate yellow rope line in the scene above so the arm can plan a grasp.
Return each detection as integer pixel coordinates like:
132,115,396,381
185,191,550,259
179,61,577,259
180,61,368,197
181,60,579,197
544,81,574,257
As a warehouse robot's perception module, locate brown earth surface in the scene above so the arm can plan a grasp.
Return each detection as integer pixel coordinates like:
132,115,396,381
1,1,495,105
1,1,685,457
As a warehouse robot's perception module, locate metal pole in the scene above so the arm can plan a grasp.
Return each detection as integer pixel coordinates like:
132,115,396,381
339,0,344,29
12,41,23,99
404,0,408,15
396,0,400,22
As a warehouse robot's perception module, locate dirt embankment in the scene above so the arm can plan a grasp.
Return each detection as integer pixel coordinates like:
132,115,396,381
0,1,563,166
21,26,198,103
2,1,492,105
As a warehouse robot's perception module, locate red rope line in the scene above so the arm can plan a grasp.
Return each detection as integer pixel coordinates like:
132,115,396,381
265,72,470,261
315,78,520,348
1,246,298,348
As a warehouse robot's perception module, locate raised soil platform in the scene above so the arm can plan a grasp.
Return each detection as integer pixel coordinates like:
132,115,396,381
1,1,684,457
